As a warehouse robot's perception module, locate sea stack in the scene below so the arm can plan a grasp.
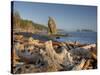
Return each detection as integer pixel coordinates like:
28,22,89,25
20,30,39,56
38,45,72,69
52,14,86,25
48,17,57,35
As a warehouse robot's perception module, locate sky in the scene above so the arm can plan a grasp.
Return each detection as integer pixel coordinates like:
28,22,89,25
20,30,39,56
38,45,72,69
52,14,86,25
13,1,97,32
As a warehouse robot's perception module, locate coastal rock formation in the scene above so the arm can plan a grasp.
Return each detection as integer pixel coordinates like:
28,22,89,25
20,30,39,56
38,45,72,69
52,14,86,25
48,17,57,34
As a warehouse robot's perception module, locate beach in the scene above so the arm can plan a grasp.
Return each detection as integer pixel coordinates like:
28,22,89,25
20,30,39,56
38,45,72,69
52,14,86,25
12,32,97,74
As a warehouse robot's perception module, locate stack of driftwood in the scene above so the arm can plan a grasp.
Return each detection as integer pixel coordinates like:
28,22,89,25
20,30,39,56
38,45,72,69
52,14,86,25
12,35,97,74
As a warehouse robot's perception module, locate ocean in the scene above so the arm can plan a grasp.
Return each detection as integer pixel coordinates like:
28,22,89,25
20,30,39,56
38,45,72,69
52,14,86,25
56,32,97,44
16,32,97,44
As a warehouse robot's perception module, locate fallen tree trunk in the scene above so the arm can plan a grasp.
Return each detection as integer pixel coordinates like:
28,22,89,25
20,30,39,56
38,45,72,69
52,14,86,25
72,59,86,70
81,44,97,60
82,44,96,49
82,59,91,70
44,41,67,64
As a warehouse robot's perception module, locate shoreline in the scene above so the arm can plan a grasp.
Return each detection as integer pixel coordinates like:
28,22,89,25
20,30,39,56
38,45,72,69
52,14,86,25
13,31,97,43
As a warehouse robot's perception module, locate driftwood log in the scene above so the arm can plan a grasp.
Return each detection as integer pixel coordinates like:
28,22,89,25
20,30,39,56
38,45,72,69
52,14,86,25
13,36,97,73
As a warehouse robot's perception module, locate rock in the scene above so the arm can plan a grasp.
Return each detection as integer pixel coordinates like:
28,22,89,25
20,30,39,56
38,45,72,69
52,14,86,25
48,17,57,34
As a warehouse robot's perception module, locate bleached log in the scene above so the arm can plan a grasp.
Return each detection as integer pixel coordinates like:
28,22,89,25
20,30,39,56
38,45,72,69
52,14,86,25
81,44,97,60
91,52,97,60
14,42,24,52
14,35,23,40
82,59,91,70
82,44,96,49
72,59,86,70
13,48,20,67
44,41,68,64
61,42,73,63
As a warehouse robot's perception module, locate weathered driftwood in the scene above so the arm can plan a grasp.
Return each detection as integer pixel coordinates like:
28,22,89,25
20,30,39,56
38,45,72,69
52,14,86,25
82,44,96,49
82,59,92,70
72,59,93,70
81,44,97,60
41,41,65,71
91,52,97,60
15,48,43,65
44,41,67,64
13,48,20,67
14,42,24,52
72,59,86,70
65,41,88,49
14,35,23,40
13,36,97,73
